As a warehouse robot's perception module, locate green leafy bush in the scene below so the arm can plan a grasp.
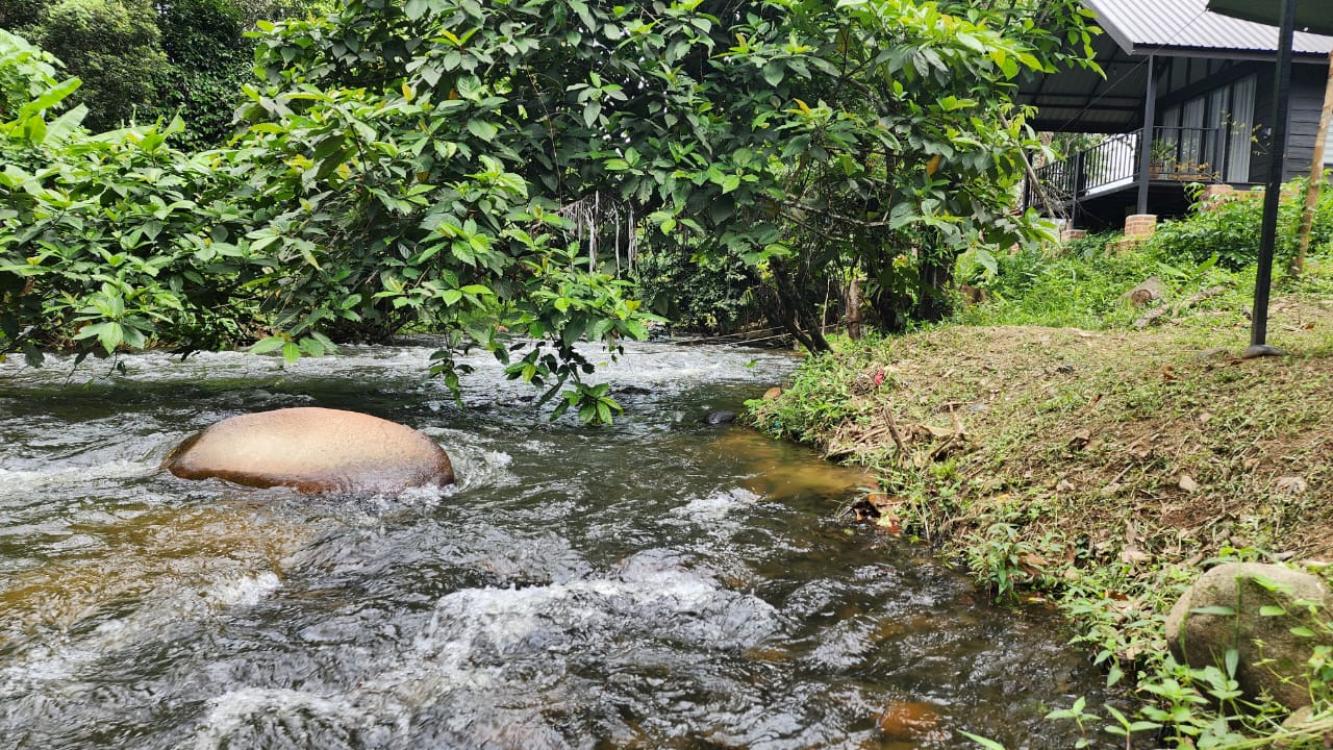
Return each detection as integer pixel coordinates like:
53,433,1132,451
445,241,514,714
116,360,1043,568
633,249,763,334
1149,183,1333,269
0,25,651,421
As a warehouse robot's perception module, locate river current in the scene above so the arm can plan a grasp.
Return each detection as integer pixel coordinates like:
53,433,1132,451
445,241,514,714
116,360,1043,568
0,341,1113,749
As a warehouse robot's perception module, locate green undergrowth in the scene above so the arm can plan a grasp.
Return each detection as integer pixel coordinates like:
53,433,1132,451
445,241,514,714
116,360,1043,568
959,235,1333,333
751,249,1333,748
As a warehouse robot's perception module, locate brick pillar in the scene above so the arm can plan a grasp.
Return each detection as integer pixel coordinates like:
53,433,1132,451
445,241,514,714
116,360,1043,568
1124,214,1158,240
1198,184,1235,211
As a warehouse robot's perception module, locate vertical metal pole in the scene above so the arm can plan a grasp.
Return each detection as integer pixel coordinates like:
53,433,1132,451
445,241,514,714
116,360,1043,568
1249,0,1297,354
1137,55,1158,215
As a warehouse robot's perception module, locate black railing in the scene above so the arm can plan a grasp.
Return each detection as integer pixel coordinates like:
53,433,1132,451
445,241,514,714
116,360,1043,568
1032,126,1233,206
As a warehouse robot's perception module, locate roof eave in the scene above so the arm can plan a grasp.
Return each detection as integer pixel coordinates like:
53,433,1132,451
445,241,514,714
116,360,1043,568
1083,0,1140,56
1130,44,1333,62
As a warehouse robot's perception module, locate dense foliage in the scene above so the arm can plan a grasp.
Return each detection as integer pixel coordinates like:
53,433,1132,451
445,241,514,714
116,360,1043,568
634,248,765,333
3,0,1099,419
0,25,648,420
248,0,1096,349
5,0,312,145
15,0,169,132
1150,183,1333,269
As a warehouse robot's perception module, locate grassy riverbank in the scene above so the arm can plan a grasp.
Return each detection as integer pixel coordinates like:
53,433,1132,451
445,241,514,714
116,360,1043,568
750,248,1333,748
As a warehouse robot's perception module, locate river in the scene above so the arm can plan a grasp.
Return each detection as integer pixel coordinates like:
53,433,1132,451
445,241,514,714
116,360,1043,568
0,340,1114,749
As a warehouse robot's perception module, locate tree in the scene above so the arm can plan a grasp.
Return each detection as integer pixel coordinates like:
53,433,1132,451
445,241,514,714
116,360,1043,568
18,0,169,131
2,0,1098,424
250,0,1096,350
144,0,254,149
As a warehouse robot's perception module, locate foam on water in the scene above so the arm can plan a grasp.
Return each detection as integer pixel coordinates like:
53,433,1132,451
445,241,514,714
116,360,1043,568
0,568,283,702
672,487,763,524
193,688,362,750
0,460,158,499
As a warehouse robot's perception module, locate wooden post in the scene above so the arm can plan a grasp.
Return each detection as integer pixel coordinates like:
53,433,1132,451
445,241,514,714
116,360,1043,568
1293,50,1333,277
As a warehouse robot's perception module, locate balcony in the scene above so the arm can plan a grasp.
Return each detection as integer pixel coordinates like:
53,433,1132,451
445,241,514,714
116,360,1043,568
1030,126,1247,207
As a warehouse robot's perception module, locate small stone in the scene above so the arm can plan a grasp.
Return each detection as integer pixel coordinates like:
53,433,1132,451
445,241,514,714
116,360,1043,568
1126,277,1166,306
1178,474,1200,493
1120,546,1150,565
1275,476,1308,496
1281,706,1314,732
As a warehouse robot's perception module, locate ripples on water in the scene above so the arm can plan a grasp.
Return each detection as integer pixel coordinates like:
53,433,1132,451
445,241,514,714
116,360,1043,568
0,341,1114,749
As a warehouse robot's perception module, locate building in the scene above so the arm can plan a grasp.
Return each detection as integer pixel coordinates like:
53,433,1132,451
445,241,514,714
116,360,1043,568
1019,0,1333,232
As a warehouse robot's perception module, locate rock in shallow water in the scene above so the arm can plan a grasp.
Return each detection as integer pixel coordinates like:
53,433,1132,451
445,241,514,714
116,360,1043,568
166,407,454,494
704,410,738,426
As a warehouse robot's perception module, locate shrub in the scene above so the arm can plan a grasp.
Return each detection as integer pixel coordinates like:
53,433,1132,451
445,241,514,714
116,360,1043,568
0,26,652,422
1148,182,1333,270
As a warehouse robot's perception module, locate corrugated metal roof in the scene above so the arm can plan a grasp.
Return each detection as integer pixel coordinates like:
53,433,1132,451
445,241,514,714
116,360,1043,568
1086,0,1333,58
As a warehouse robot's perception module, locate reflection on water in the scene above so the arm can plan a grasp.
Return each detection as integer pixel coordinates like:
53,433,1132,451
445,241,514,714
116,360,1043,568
0,341,1114,749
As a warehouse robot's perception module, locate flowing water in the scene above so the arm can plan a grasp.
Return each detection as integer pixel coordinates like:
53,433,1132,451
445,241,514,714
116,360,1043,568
0,341,1115,749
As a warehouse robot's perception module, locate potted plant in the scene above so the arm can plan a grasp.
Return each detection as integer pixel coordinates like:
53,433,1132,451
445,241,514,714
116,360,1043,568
1149,139,1177,178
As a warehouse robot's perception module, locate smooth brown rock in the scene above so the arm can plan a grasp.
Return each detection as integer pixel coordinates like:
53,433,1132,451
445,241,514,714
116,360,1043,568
1165,563,1331,710
166,407,454,494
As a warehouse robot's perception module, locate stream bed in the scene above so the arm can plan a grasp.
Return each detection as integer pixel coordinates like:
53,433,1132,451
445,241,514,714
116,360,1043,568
0,341,1115,749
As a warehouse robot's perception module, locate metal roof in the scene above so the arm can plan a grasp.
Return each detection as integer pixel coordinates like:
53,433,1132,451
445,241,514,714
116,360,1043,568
1086,0,1333,59
1018,32,1151,132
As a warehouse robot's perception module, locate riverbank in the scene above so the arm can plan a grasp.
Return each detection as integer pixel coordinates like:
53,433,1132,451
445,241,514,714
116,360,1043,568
749,264,1333,746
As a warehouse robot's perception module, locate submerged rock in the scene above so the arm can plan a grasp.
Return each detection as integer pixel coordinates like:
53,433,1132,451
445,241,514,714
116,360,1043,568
705,410,738,426
1164,562,1331,710
876,701,943,741
166,407,454,493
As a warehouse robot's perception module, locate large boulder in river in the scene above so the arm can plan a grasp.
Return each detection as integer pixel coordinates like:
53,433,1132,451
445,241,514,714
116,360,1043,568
1165,562,1331,710
166,407,454,494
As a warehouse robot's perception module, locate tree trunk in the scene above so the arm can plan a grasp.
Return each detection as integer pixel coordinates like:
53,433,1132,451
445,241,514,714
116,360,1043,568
1294,50,1333,277
769,260,830,353
845,277,863,341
